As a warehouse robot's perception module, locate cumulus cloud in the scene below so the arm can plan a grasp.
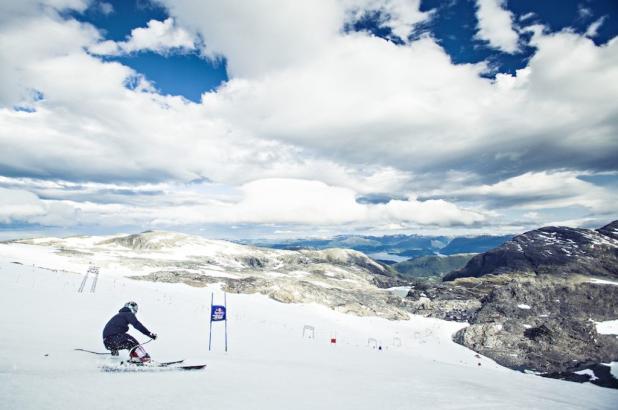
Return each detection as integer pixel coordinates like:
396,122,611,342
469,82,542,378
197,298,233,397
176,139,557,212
161,0,429,77
0,0,616,234
199,29,618,179
89,18,195,56
475,0,520,53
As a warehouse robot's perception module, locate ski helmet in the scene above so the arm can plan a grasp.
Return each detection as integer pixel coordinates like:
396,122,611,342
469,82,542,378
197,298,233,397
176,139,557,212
124,301,138,314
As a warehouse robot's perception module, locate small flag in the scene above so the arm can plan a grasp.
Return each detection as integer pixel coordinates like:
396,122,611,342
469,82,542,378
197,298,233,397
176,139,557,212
211,305,226,321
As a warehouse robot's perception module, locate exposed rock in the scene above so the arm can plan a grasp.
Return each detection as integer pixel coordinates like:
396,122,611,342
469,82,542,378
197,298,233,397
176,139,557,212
454,277,618,374
407,273,618,386
444,221,618,281
132,270,410,320
15,231,410,320
404,220,618,388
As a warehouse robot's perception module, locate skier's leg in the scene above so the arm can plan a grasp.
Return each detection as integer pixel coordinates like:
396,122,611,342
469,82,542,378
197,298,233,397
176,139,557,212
121,334,151,363
103,335,122,356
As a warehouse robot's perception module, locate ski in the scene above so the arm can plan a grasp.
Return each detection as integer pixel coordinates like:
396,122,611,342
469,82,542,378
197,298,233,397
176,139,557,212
100,360,206,372
152,360,185,366
115,359,184,367
179,364,207,370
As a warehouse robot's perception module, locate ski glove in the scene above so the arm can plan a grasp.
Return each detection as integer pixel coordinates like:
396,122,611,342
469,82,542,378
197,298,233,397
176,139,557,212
150,333,158,340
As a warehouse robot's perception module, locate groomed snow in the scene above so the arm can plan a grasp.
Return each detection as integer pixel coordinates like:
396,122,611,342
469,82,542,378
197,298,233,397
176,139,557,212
1,257,617,409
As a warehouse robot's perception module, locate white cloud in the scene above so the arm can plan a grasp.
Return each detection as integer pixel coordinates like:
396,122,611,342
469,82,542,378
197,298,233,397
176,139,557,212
0,15,100,105
343,0,429,41
440,171,618,213
161,0,428,78
0,2,616,234
89,18,195,56
98,2,113,15
475,0,520,53
585,16,607,38
0,0,89,22
0,178,484,228
578,5,593,19
0,187,47,223
198,29,618,179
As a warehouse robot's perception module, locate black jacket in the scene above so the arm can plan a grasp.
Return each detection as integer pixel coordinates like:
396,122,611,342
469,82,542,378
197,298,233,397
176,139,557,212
102,307,151,339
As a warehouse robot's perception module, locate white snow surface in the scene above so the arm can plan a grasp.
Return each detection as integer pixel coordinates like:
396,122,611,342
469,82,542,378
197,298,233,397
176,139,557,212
595,320,618,335
1,256,618,408
589,278,618,286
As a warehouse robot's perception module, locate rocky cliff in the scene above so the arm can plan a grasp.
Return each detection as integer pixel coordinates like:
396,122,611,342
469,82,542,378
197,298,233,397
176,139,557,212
405,221,618,388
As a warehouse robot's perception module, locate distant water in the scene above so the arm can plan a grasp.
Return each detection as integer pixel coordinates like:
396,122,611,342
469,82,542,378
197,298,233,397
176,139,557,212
368,252,409,263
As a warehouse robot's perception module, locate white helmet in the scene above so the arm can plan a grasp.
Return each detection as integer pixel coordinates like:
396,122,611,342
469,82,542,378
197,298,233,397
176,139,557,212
124,301,138,314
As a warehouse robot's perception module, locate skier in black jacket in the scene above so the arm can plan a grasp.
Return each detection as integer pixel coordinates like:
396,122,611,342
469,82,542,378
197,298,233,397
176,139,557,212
103,301,157,363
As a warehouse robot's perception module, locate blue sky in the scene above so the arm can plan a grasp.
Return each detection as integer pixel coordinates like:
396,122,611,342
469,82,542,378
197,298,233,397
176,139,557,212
0,0,617,240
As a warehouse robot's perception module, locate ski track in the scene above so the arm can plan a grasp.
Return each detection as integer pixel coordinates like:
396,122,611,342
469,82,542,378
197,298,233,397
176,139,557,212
1,257,617,410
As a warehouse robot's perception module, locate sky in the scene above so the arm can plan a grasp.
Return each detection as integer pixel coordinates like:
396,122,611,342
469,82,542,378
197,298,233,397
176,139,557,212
0,0,617,240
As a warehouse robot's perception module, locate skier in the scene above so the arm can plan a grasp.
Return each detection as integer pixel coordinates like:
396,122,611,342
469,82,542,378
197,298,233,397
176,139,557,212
102,301,157,363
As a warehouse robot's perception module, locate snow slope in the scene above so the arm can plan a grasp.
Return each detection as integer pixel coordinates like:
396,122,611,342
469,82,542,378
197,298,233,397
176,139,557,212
1,254,617,409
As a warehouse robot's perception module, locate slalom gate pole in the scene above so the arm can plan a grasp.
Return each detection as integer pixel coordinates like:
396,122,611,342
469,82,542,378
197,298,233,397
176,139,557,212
208,292,214,351
224,292,228,352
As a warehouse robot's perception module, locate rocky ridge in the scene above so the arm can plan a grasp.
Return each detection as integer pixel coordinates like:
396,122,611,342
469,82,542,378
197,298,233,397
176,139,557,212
405,221,618,388
445,221,618,281
14,231,407,319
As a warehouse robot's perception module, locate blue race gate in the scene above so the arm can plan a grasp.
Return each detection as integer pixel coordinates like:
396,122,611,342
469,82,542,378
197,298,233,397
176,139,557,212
209,292,228,352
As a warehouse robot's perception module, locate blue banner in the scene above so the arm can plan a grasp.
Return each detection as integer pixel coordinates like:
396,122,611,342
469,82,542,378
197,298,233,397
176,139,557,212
211,305,226,321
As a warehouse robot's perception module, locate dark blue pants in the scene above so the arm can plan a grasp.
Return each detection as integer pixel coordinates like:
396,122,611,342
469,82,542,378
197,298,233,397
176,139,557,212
103,333,139,351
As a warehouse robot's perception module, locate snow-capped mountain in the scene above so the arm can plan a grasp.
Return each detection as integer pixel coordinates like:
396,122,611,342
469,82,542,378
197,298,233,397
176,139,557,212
445,220,618,281
4,231,405,319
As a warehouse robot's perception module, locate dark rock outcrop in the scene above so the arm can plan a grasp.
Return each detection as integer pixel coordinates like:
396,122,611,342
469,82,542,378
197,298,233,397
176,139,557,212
404,221,618,388
444,221,618,281
453,277,618,374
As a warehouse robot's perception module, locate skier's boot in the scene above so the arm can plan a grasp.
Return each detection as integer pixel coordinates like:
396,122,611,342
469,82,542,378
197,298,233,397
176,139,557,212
110,349,119,356
129,345,152,364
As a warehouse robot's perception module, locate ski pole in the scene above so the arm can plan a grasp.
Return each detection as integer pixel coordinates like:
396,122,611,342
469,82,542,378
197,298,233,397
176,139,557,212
129,338,154,356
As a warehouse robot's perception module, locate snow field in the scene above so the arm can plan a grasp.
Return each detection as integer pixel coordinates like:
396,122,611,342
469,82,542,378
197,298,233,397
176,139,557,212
1,258,617,410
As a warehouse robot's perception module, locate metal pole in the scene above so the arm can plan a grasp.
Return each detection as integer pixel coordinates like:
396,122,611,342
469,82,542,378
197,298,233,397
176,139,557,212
224,292,228,352
208,292,213,351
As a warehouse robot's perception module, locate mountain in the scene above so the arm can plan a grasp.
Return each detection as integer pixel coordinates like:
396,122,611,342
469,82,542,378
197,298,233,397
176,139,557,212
405,220,618,388
391,254,475,278
444,221,618,281
2,228,618,393
11,231,407,319
243,233,511,262
439,235,513,255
